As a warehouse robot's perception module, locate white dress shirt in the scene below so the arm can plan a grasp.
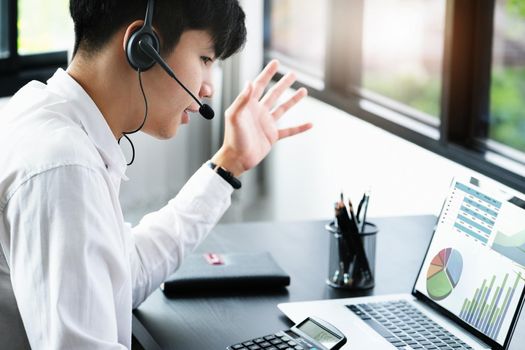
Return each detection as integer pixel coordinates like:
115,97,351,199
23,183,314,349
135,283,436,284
0,69,234,349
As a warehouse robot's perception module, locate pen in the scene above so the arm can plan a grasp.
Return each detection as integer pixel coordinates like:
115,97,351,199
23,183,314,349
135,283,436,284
335,200,355,283
348,199,360,234
333,202,345,284
360,191,370,233
337,198,372,282
356,192,366,225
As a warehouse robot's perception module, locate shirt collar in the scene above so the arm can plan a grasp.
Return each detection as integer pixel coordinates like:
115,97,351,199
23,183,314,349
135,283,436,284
46,68,128,180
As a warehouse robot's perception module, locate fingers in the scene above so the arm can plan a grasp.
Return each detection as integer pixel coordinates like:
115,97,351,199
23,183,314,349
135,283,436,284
271,87,308,120
252,60,280,101
278,122,313,140
261,72,298,109
227,82,253,119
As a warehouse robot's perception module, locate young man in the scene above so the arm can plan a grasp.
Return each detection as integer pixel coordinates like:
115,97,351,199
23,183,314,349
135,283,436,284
0,0,311,348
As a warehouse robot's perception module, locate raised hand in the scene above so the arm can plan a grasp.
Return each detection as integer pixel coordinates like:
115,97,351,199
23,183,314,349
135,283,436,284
211,60,312,176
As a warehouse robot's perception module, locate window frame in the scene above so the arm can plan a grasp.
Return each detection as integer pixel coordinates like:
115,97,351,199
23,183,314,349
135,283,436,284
264,0,525,194
0,0,68,97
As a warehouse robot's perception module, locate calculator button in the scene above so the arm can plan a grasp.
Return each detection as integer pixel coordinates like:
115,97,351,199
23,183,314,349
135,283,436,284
243,341,255,346
265,335,276,341
248,345,261,350
294,346,304,350
276,344,288,349
232,345,244,349
254,338,265,343
260,342,272,347
266,348,278,350
270,339,282,345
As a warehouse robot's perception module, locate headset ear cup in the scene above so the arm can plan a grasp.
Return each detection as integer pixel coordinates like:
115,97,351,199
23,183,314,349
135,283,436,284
126,29,160,71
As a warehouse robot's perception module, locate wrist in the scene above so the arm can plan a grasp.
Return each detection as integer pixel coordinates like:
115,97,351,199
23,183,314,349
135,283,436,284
210,148,245,177
208,161,242,190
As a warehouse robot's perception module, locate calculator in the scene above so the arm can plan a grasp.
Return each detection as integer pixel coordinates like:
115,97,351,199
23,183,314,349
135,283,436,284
227,317,347,350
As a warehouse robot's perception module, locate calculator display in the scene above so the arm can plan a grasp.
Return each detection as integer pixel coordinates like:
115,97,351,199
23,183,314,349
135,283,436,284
296,319,341,347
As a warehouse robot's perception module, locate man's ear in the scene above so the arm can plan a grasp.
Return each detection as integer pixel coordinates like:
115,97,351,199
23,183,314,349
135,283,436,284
122,20,145,51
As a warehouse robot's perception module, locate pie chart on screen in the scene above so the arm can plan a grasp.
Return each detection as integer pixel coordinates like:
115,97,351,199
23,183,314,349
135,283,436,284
426,248,463,300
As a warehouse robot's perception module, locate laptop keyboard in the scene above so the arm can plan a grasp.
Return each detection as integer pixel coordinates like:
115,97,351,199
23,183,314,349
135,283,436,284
347,300,473,350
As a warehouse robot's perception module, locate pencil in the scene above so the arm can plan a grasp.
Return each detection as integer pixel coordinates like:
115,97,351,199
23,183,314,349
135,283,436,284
336,199,372,282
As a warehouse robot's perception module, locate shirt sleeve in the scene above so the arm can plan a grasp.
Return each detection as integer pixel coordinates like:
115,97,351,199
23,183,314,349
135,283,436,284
129,163,234,307
4,165,128,349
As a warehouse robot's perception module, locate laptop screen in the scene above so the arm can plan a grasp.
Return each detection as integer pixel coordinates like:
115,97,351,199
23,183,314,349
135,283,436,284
414,177,525,346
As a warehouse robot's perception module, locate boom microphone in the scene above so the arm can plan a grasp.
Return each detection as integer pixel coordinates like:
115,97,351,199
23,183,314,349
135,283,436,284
138,39,215,120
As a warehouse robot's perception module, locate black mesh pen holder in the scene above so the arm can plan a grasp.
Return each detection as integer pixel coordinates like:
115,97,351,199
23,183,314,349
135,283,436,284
326,221,378,290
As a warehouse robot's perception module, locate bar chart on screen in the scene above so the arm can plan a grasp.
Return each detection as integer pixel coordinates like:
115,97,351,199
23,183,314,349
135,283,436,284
458,271,523,340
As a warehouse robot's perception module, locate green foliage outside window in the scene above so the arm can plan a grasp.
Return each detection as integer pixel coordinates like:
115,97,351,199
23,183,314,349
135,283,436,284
490,67,525,153
491,0,525,153
366,0,525,154
363,73,441,118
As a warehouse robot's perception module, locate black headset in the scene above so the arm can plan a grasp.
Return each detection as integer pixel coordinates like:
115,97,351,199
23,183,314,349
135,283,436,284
120,0,214,165
124,0,215,119
125,0,159,72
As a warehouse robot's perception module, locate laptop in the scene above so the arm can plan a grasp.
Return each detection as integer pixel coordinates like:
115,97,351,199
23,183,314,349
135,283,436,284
279,177,525,350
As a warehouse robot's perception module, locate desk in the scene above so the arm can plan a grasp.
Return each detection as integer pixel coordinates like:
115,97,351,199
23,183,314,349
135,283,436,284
132,216,525,350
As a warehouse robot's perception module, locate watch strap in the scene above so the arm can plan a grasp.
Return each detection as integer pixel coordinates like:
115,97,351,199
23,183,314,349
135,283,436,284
208,161,242,189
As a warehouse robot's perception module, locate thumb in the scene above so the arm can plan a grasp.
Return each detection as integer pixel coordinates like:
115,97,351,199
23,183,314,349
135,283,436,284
228,82,252,117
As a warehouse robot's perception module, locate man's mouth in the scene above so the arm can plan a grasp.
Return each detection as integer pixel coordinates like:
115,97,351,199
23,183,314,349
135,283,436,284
183,105,201,124
182,107,199,124
182,109,190,124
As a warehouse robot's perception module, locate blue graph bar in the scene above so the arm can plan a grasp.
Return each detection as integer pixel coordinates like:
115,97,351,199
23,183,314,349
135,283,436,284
492,273,521,339
472,284,488,326
464,289,478,322
460,300,468,319
481,286,500,332
483,275,507,334
490,287,511,338
454,223,489,244
475,277,495,329
467,287,483,324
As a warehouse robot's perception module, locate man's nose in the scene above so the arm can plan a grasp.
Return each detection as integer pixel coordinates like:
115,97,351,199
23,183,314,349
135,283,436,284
199,81,214,99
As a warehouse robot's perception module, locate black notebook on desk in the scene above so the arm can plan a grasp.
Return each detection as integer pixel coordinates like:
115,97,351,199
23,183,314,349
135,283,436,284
161,252,290,294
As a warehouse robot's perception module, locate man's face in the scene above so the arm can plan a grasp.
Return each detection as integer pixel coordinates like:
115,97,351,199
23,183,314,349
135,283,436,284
140,30,216,139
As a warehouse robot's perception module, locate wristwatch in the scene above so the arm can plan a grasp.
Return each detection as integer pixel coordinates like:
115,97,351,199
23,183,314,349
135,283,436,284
208,161,242,189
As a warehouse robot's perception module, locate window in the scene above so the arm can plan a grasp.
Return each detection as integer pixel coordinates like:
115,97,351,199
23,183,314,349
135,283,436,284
264,0,525,193
489,0,525,154
361,0,445,123
265,0,327,87
0,0,72,97
18,0,72,55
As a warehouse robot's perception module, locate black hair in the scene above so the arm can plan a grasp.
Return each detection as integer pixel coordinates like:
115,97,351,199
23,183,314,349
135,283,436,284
69,0,247,60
